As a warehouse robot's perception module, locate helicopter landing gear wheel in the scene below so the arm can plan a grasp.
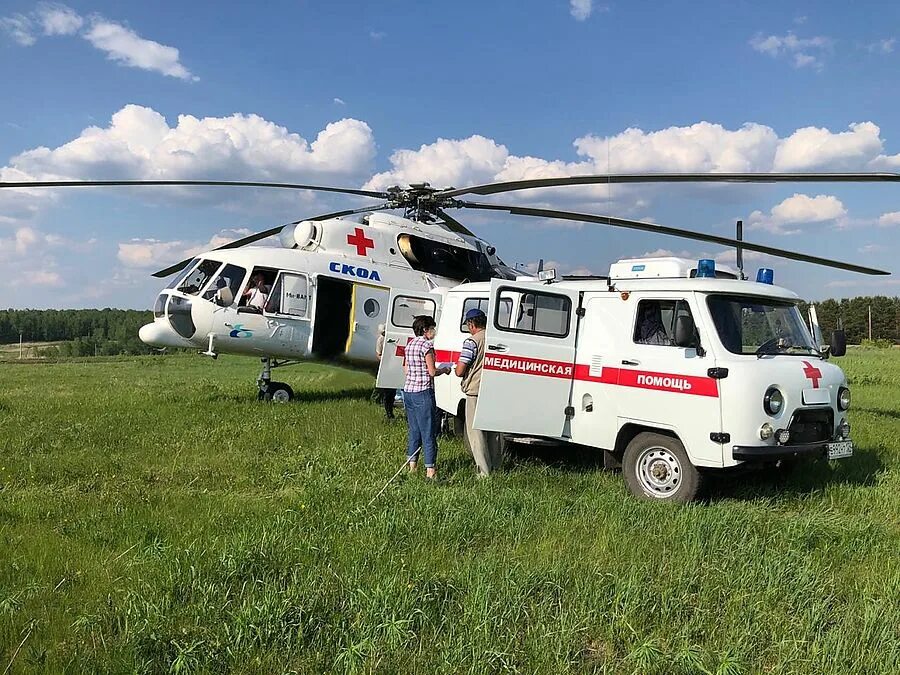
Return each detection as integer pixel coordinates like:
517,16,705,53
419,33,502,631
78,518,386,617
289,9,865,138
263,382,293,403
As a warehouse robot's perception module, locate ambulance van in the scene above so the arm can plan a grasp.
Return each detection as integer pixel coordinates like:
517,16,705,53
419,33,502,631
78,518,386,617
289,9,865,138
376,257,853,502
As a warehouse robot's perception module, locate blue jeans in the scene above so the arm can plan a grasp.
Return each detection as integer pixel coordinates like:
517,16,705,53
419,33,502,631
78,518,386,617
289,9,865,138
405,388,438,468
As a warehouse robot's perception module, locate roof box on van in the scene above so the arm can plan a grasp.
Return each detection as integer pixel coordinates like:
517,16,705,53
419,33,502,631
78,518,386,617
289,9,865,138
609,257,738,280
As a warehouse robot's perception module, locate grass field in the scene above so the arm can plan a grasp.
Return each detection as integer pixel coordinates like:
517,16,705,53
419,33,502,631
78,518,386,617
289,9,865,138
1,350,898,674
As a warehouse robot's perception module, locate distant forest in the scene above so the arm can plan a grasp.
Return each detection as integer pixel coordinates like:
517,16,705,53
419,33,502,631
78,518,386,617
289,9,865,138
0,309,153,356
0,296,898,357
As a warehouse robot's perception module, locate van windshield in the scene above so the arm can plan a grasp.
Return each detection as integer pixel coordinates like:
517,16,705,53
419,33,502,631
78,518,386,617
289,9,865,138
706,295,818,356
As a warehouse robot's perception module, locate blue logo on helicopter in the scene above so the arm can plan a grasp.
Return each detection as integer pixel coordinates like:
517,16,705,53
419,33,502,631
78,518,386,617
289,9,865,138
329,261,382,282
229,324,253,338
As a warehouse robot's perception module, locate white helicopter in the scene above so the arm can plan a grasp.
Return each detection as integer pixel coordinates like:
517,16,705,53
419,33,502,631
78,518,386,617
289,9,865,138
2,173,894,401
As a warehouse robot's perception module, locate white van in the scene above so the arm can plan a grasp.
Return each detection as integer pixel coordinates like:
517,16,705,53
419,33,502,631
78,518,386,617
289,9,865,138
376,257,853,502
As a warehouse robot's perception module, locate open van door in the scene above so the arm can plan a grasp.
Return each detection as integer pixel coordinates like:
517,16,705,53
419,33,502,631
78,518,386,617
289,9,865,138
474,279,581,439
375,289,442,390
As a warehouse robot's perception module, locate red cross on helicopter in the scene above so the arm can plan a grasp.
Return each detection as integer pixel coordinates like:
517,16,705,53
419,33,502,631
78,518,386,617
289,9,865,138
347,227,375,256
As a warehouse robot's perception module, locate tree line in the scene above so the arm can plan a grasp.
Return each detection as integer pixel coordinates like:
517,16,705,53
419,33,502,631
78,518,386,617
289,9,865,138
0,296,897,357
0,308,154,356
797,296,899,345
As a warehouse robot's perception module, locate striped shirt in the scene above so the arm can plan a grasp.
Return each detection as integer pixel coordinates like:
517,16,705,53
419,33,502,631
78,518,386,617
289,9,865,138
404,336,435,392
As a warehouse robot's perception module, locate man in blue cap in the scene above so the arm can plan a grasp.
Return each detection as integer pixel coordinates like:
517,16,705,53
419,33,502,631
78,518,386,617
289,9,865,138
455,307,501,475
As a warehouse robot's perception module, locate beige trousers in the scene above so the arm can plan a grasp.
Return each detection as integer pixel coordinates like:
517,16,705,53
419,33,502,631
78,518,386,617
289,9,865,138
466,395,500,475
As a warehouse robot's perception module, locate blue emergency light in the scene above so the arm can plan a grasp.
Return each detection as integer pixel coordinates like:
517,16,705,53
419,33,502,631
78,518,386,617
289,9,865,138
756,267,774,284
696,259,716,278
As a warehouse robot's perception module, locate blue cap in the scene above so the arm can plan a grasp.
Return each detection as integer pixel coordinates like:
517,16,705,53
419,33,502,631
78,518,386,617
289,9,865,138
464,308,486,322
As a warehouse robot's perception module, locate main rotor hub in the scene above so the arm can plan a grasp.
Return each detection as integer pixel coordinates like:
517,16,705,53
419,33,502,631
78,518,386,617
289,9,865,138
385,183,461,219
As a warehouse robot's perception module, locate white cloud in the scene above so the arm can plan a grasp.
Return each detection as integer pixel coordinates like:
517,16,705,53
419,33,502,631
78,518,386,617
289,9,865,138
365,135,510,190
30,270,63,286
877,211,900,227
749,31,831,69
333,97,346,105
117,228,275,269
570,0,593,21
747,193,847,234
83,19,196,81
37,3,82,35
866,38,895,54
369,30,386,40
6,104,376,184
1,105,377,223
1,4,195,80
0,14,36,45
774,122,883,171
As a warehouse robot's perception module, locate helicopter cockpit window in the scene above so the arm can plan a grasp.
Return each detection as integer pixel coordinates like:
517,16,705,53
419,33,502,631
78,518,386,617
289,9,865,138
166,259,199,290
178,259,223,296
202,264,246,307
264,273,309,317
391,295,436,328
397,234,492,282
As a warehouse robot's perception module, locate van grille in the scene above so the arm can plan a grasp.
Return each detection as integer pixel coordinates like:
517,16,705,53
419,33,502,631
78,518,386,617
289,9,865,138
788,408,833,444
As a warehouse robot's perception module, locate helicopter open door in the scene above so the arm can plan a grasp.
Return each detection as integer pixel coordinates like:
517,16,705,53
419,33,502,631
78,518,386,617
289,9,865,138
345,284,390,361
375,289,442,389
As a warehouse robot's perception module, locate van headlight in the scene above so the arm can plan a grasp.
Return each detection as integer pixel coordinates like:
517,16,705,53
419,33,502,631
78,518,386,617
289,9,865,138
838,387,851,411
763,387,784,416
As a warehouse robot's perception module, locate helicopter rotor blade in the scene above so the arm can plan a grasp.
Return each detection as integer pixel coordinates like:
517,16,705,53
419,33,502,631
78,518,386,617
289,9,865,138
0,179,390,199
150,202,394,278
459,200,890,276
434,207,476,236
437,172,900,199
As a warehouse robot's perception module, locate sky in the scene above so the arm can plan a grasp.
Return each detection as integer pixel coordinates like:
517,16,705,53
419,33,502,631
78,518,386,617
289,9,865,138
1,0,899,309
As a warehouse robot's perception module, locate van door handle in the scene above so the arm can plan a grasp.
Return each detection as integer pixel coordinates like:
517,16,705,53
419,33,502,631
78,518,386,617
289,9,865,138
487,344,508,352
621,359,640,366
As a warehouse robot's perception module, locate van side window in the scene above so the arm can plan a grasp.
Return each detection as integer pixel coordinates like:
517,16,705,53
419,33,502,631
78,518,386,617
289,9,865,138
496,288,571,338
460,297,511,331
633,299,693,346
392,296,435,328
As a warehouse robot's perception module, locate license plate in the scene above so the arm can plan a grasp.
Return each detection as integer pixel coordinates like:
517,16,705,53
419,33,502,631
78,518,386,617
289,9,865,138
827,440,853,459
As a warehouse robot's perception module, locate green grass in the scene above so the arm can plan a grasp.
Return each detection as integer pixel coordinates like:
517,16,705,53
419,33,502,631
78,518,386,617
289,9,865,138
1,350,899,674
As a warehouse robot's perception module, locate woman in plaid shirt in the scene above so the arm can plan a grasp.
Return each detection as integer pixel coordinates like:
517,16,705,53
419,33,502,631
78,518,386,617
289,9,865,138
403,315,451,478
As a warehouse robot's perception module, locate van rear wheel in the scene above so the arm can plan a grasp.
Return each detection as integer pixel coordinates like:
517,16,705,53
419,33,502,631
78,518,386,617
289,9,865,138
623,432,701,503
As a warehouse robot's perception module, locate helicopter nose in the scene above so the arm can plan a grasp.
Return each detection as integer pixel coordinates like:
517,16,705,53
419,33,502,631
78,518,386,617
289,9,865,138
139,321,193,348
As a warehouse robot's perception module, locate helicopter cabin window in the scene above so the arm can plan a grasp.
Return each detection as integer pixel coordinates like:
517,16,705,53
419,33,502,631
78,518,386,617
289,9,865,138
391,295,436,328
397,234,492,282
264,273,309,317
495,288,571,338
237,267,278,313
633,299,693,347
202,264,246,307
167,259,199,289
178,259,222,295
460,297,512,331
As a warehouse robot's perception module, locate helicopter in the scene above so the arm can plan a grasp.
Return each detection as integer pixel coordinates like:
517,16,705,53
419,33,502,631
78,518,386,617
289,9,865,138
1,173,894,401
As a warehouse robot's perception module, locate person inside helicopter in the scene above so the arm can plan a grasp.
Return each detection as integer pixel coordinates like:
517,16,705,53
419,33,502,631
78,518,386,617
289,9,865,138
239,269,275,313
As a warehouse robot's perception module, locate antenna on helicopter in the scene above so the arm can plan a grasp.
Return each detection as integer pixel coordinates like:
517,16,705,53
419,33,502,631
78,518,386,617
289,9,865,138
537,259,544,274
735,220,746,280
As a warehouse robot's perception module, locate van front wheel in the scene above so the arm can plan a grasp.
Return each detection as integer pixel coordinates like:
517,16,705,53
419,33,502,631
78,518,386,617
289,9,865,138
623,432,701,503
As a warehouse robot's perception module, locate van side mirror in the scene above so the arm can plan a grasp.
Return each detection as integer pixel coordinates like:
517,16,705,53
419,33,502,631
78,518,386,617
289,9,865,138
674,315,696,348
830,329,847,357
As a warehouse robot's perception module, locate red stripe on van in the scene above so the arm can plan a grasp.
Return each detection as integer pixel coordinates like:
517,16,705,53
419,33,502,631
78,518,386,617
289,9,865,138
573,364,719,397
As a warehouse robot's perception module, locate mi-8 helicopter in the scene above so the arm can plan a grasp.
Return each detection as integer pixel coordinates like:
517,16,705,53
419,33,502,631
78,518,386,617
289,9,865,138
1,173,894,401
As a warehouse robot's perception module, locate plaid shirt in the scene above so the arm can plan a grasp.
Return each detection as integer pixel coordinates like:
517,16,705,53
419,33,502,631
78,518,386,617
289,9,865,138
404,336,435,392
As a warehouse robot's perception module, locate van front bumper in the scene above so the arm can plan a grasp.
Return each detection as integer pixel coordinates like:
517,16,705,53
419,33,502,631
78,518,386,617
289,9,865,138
732,441,850,461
